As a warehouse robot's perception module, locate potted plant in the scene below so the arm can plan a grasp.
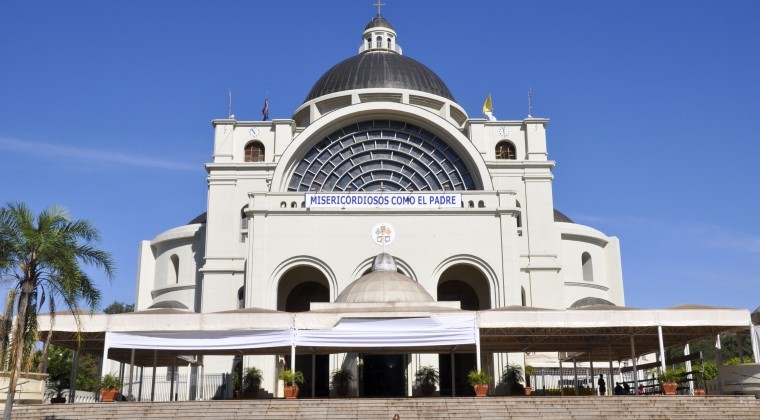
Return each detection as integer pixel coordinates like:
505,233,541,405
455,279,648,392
50,378,69,404
467,370,492,397
414,365,439,396
278,369,305,399
330,368,354,397
524,365,534,396
99,373,121,402
656,369,682,395
693,372,706,395
501,363,524,396
232,367,263,399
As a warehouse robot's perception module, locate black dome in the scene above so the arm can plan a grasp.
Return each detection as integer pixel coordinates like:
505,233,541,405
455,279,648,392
305,52,455,102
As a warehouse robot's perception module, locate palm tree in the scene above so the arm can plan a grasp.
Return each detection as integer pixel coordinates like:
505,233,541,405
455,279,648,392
0,203,113,420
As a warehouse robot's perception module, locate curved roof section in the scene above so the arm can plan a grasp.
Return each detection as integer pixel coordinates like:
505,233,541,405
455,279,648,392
188,212,207,224
305,52,455,102
553,209,574,223
365,15,394,30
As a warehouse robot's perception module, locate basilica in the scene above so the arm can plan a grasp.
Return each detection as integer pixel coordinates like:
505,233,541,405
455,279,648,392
132,10,626,397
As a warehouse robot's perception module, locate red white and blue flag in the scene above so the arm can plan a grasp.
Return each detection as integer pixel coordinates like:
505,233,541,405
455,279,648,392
261,97,269,121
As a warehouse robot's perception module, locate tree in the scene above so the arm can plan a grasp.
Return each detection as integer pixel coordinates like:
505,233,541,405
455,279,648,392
45,345,101,394
0,203,113,420
103,301,134,314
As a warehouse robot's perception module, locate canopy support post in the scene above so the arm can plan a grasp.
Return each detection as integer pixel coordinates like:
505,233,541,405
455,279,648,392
657,325,667,376
607,343,613,396
170,358,176,401
684,343,693,395
68,349,79,403
589,351,595,394
100,345,110,378
737,334,744,363
475,319,481,373
199,360,205,401
291,344,296,375
630,335,638,394
558,357,564,396
311,353,316,399
572,356,578,396
128,349,135,401
186,362,191,401
450,352,456,397
151,350,157,402
138,366,144,402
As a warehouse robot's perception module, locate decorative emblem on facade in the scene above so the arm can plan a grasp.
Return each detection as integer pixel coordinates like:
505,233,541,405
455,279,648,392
249,127,261,138
371,223,395,247
498,126,510,137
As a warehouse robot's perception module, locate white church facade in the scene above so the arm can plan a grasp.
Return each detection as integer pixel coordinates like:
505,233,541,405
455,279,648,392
132,12,625,397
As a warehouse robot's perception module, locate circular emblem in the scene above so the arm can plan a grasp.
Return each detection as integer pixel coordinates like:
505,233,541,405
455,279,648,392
498,126,510,137
249,127,261,138
371,223,395,247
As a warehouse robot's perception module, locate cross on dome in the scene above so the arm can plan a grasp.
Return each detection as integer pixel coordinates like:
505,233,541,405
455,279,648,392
373,1,386,16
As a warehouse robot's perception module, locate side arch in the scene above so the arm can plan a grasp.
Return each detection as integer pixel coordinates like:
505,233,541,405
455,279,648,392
430,255,501,308
267,256,338,303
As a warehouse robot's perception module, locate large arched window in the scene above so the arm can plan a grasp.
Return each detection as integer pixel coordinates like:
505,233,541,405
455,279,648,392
582,252,593,282
495,141,516,160
287,120,476,192
244,141,265,162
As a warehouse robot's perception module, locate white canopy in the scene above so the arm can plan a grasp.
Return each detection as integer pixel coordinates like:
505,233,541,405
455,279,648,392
105,329,294,351
295,315,476,348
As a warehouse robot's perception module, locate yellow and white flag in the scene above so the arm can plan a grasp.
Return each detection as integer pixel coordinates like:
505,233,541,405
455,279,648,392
482,93,496,121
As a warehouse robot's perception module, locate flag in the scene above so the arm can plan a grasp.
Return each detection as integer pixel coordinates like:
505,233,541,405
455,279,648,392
261,97,269,121
482,93,496,121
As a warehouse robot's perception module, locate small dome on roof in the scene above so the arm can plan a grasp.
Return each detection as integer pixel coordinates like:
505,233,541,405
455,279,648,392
336,253,434,303
365,15,394,30
570,297,616,308
147,300,190,310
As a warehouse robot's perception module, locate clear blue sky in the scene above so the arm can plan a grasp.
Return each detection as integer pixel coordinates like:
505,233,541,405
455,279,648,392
1,1,758,312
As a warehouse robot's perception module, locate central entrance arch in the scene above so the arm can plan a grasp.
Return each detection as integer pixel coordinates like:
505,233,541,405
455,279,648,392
437,264,491,396
362,354,406,397
278,266,331,398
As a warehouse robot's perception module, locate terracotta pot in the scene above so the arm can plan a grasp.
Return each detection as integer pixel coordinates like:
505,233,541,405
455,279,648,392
524,386,532,396
693,389,706,396
662,382,678,395
284,385,299,399
334,385,349,397
420,384,436,396
100,388,119,402
473,384,488,397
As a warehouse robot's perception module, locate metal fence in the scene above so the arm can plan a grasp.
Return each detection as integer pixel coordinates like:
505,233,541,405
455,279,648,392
43,373,229,403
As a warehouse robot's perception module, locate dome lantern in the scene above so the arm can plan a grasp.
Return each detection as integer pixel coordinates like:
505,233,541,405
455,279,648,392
360,11,402,55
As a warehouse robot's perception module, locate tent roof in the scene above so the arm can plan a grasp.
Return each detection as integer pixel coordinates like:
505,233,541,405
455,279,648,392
36,306,751,366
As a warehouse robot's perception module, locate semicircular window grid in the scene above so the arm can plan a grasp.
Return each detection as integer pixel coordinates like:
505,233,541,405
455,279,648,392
288,120,476,192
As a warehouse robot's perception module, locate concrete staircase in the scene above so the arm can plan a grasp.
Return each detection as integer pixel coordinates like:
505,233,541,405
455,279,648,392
9,396,760,419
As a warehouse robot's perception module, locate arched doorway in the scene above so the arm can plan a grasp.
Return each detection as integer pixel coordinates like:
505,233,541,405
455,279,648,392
277,266,331,398
437,264,491,396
